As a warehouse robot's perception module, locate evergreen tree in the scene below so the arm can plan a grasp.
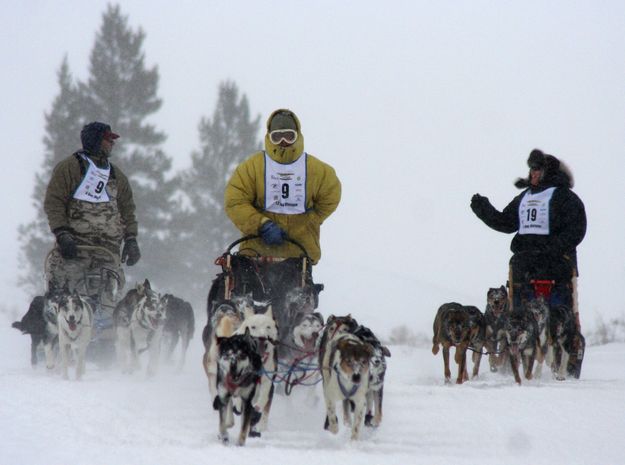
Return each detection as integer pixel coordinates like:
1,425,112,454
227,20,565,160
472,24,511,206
18,58,83,293
171,81,261,306
18,4,177,294
75,4,177,290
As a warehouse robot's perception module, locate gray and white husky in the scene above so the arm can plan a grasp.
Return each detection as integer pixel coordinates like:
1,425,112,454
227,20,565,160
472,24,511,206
55,289,93,380
114,279,166,376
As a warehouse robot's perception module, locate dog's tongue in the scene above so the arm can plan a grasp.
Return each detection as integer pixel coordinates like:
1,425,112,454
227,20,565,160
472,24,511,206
302,336,316,351
69,322,77,331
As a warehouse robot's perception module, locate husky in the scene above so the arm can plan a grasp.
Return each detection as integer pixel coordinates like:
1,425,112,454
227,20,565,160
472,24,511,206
291,311,324,353
483,286,510,372
525,296,550,378
548,304,578,381
353,325,391,427
320,332,372,440
432,303,484,384
114,279,165,376
213,329,262,446
55,289,94,380
12,294,60,368
234,304,278,437
202,300,244,399
502,310,538,384
318,314,359,382
161,293,195,371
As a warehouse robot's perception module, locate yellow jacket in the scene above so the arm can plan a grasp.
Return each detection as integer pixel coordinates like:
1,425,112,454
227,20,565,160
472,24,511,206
224,110,341,263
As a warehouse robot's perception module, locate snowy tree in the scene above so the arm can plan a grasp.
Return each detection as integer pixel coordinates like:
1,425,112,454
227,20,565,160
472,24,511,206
18,58,84,293
76,4,177,289
169,81,261,306
18,4,177,294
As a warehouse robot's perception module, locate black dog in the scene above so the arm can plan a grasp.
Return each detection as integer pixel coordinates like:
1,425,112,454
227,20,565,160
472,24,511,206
503,310,538,385
161,293,195,371
12,293,60,368
548,304,584,380
483,286,510,372
213,328,262,446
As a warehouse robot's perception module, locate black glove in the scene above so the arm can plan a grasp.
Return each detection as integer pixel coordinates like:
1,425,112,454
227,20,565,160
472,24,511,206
470,193,491,217
55,229,78,259
259,221,286,246
122,237,141,266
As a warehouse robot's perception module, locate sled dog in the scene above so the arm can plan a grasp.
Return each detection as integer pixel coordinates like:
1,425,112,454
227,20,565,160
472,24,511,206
291,311,324,353
56,289,94,380
525,296,550,378
12,294,60,368
234,304,278,437
318,314,359,381
321,332,372,440
548,304,578,381
161,293,195,371
202,300,244,399
353,324,391,427
483,286,510,372
213,329,262,446
432,302,484,384
503,309,538,384
114,279,165,376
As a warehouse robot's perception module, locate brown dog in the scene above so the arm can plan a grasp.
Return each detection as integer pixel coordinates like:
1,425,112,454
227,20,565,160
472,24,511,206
432,302,484,384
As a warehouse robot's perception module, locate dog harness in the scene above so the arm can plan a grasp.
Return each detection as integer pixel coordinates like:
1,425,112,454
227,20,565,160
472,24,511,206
333,364,360,399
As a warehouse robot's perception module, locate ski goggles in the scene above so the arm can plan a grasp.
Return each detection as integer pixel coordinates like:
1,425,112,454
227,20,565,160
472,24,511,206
269,129,298,145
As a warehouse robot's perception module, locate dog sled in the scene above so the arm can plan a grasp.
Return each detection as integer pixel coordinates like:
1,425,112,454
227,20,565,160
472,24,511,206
207,235,324,391
508,251,585,379
44,244,124,366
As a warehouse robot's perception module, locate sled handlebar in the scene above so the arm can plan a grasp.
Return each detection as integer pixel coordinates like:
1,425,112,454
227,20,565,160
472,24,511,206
226,235,311,260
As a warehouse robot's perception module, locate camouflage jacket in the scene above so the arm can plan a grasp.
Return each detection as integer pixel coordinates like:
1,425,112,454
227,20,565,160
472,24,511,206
44,151,138,254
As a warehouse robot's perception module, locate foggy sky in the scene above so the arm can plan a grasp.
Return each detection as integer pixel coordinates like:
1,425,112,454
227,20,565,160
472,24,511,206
2,1,625,336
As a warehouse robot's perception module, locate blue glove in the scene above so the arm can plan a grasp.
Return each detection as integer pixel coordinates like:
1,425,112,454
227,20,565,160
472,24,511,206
259,221,286,246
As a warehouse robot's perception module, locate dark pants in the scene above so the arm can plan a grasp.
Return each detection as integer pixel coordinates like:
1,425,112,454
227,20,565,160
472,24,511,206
508,252,575,311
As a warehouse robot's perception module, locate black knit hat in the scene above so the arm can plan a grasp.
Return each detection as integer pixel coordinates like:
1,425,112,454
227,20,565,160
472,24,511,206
80,122,119,153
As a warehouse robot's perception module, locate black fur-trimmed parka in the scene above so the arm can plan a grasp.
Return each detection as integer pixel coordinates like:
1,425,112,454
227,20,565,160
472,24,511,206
471,150,586,279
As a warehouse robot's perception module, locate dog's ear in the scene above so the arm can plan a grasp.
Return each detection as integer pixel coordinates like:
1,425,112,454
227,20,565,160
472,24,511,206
381,345,391,357
243,306,254,319
265,305,273,319
143,279,151,290
313,312,324,324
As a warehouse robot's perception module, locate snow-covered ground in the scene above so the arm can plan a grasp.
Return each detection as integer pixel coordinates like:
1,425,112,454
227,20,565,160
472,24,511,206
1,312,624,465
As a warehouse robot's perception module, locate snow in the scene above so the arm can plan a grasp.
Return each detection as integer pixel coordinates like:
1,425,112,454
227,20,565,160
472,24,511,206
1,313,624,465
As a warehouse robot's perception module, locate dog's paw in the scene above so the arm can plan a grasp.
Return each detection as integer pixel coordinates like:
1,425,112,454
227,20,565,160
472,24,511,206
217,433,229,445
364,413,373,427
248,430,261,438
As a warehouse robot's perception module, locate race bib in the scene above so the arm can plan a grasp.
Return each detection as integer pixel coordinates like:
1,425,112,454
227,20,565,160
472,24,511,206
518,187,556,235
72,155,111,203
264,152,307,214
